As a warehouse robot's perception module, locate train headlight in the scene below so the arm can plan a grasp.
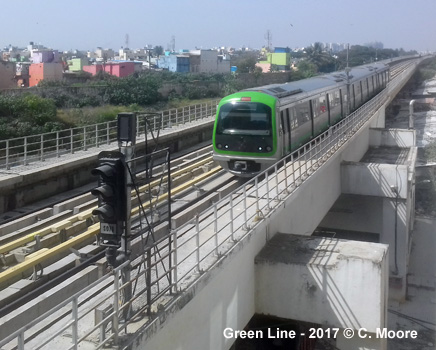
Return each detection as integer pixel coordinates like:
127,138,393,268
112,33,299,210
217,143,223,149
258,146,263,151
225,145,229,149
266,146,272,152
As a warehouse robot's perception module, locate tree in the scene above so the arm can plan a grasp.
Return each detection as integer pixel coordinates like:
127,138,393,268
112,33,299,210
304,42,336,73
154,45,164,58
296,60,317,78
232,52,258,73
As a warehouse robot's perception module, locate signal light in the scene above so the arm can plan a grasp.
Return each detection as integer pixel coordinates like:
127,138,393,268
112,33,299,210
91,151,127,247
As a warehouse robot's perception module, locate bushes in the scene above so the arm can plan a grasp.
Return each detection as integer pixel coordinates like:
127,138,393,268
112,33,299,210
105,73,161,106
0,94,65,140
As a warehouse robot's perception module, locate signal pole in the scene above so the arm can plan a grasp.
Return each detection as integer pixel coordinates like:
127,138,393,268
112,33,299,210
117,112,137,319
91,112,137,321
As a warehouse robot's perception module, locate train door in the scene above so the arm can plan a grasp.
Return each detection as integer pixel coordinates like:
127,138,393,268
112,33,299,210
286,109,292,155
312,95,329,135
280,110,289,156
329,89,342,124
326,93,331,126
294,101,312,147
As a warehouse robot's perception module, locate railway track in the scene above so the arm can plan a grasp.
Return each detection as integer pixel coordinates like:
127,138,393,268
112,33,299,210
0,57,420,324
0,144,248,316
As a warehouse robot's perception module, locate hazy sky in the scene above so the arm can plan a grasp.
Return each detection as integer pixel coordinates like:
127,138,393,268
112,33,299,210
1,0,434,52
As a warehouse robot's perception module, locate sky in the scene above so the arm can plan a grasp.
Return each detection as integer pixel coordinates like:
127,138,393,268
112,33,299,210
1,0,435,53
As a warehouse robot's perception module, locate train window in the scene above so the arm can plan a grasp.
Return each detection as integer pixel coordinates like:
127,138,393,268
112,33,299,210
296,101,311,125
216,102,272,136
317,96,328,118
329,90,342,122
290,107,298,130
311,99,318,119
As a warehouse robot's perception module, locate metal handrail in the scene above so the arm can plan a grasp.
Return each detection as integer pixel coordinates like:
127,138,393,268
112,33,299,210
0,100,219,170
0,63,417,349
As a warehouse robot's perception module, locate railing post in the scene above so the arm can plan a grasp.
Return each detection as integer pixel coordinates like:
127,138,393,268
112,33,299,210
70,129,74,154
136,116,140,138
284,156,288,189
172,229,178,293
113,269,120,343
146,248,152,315
5,140,10,170
40,134,44,161
195,214,201,272
275,164,279,198
83,126,87,151
266,171,270,208
17,332,24,350
56,131,60,158
23,137,27,165
95,124,99,148
107,123,110,145
214,204,219,256
72,297,78,350
230,195,234,240
255,176,259,213
243,185,248,229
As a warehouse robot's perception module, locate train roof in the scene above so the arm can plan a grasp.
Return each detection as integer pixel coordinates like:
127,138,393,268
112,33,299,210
243,62,388,100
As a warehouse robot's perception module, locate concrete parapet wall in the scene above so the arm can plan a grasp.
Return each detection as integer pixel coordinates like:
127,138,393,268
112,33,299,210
341,162,409,199
0,120,214,214
369,128,416,148
255,233,389,332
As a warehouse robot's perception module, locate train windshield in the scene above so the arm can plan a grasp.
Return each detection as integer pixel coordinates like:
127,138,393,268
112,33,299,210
216,102,272,136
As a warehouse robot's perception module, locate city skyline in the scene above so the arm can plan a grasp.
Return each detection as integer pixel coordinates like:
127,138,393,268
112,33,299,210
1,0,434,53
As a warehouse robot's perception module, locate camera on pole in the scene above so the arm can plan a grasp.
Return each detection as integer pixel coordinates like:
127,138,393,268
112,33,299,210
91,151,127,247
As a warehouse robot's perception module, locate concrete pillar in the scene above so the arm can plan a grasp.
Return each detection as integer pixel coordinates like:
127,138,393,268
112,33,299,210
381,197,408,300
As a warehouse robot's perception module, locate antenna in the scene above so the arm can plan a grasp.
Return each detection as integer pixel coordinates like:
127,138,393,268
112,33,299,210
171,35,175,52
264,30,272,51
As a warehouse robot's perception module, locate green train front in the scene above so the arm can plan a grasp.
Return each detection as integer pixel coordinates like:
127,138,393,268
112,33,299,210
212,92,279,176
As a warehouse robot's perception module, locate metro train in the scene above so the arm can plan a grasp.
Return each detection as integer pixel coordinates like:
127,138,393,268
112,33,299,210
212,62,390,176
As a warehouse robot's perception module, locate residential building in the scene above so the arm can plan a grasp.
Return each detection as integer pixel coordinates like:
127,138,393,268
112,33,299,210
189,49,230,73
32,50,61,64
118,48,134,60
67,58,90,72
259,47,292,71
0,61,16,89
82,61,136,77
15,62,31,87
29,63,63,87
158,54,190,72
91,47,115,61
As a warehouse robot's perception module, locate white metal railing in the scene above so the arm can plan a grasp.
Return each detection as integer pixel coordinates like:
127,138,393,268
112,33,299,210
0,63,418,349
0,100,219,170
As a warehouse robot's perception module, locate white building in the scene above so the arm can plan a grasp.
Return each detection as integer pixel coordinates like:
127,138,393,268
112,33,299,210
189,49,230,73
